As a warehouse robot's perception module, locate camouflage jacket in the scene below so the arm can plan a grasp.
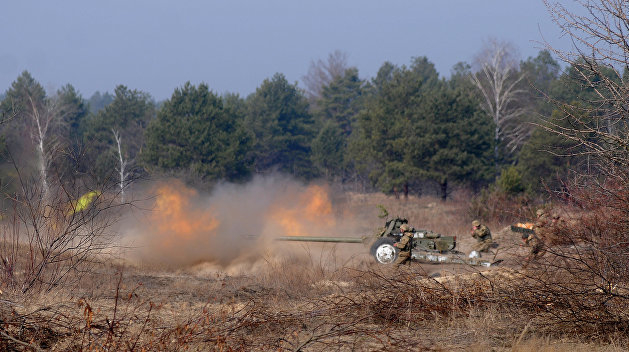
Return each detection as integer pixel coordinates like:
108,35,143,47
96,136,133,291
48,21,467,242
472,225,491,242
534,214,550,237
524,234,544,255
396,232,414,253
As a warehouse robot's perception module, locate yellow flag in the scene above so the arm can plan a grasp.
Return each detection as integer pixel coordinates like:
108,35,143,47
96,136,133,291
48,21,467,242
69,191,101,215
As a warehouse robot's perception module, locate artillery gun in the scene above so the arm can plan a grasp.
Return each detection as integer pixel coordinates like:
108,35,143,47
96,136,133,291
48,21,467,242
277,216,497,267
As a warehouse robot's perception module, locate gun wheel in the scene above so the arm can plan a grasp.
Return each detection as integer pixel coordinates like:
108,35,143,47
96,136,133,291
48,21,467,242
370,237,399,264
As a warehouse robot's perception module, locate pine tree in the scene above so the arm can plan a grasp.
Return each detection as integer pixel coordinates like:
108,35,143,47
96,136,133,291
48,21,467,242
245,73,314,179
143,82,251,181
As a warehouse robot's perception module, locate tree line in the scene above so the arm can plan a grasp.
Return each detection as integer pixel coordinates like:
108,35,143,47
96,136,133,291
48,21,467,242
0,43,610,199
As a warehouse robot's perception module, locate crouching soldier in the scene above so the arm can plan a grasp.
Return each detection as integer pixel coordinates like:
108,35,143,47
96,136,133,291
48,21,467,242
393,224,414,267
470,220,493,258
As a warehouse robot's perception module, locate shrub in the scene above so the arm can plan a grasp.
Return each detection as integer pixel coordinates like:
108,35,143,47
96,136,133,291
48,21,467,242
468,185,532,224
497,165,526,195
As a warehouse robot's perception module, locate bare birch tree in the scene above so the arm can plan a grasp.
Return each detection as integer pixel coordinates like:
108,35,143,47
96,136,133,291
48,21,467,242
26,93,65,197
470,38,529,174
302,50,349,103
112,129,130,203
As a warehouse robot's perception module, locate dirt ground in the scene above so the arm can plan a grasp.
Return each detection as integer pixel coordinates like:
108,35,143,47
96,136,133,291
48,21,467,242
2,190,627,351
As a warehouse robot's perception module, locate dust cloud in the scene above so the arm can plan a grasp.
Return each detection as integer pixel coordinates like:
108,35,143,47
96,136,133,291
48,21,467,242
120,176,373,269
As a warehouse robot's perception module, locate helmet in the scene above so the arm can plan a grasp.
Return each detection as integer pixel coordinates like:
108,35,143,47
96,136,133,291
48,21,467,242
521,233,530,240
400,224,411,232
536,209,545,217
472,220,480,227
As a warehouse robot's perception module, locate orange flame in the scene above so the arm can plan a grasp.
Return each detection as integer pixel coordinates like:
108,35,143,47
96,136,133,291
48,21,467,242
270,185,336,236
304,185,333,220
150,181,219,249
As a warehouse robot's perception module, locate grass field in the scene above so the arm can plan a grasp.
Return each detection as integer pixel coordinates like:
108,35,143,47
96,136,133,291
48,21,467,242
1,186,627,351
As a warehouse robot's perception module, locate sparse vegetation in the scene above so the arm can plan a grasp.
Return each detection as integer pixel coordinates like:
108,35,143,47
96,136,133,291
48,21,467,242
0,192,627,351
0,173,123,295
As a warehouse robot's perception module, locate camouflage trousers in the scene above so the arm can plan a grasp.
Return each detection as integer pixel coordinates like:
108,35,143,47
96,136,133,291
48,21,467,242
395,251,411,266
472,239,493,252
527,242,546,262
523,243,546,268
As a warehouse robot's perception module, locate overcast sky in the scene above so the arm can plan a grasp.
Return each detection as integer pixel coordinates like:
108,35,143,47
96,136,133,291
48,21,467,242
0,0,577,101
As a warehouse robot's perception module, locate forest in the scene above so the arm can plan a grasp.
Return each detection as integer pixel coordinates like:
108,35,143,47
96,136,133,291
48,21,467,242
0,40,595,201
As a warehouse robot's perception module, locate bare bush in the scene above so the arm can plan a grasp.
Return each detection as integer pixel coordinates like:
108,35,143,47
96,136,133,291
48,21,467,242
506,185,629,337
0,169,123,295
488,0,629,338
543,1,629,179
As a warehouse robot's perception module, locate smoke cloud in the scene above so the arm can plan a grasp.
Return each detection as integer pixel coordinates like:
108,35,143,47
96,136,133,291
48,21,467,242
120,175,372,268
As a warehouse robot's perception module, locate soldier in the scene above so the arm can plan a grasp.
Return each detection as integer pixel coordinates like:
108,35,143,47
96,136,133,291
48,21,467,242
537,208,568,245
470,220,493,257
521,232,545,267
393,224,414,267
534,209,550,238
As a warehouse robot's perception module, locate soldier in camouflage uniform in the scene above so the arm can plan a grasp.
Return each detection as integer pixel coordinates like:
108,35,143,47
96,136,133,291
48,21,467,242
470,220,493,255
393,224,414,267
521,232,545,267
534,209,550,238
535,208,565,245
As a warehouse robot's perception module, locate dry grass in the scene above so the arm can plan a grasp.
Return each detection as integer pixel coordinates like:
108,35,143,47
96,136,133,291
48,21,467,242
344,190,474,235
1,192,628,351
2,259,627,351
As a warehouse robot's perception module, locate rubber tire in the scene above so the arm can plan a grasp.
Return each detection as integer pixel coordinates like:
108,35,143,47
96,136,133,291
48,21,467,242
370,237,399,265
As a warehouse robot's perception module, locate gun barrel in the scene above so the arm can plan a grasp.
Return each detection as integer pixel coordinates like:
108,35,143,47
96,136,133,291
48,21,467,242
276,236,364,243
510,224,535,234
